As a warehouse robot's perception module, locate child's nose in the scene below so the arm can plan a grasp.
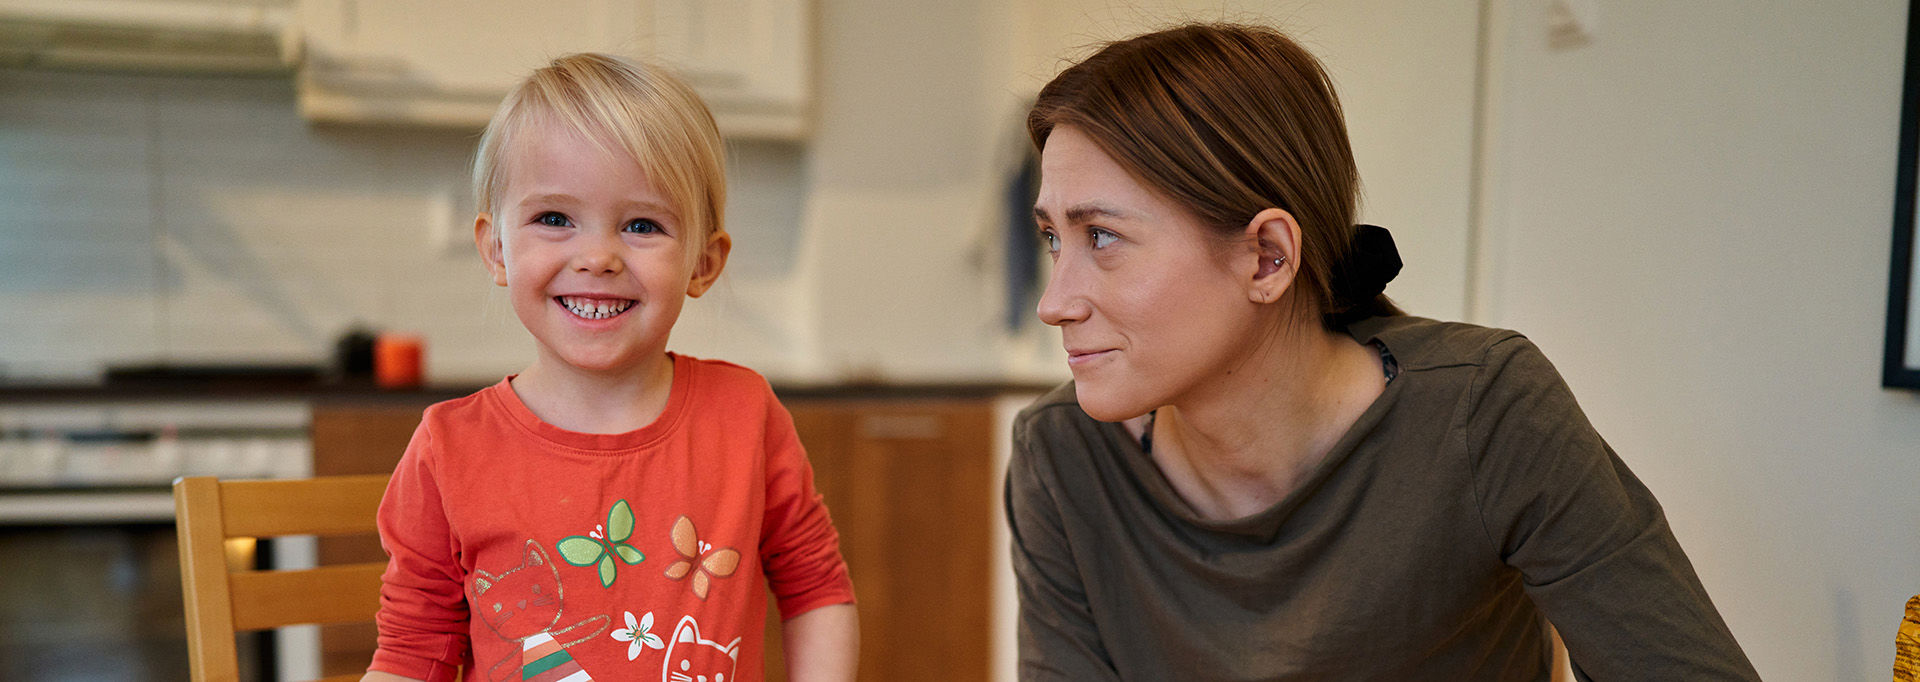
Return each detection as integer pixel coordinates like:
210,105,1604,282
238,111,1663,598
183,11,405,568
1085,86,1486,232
573,237,624,274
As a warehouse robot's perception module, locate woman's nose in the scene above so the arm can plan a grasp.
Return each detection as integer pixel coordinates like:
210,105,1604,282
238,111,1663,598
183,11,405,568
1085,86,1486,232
1036,258,1088,327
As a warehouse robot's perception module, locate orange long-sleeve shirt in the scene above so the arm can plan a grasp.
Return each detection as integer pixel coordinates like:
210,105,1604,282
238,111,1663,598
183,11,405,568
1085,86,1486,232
369,354,854,682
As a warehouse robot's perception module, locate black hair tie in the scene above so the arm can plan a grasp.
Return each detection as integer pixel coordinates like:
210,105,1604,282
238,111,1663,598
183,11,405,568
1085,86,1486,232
1338,224,1402,304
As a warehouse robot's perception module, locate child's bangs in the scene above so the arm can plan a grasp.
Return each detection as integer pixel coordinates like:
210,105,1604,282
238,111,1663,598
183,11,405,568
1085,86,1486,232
522,58,724,245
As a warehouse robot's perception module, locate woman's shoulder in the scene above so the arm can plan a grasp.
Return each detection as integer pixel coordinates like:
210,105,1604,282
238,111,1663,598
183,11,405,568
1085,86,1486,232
1011,382,1120,468
1347,315,1541,373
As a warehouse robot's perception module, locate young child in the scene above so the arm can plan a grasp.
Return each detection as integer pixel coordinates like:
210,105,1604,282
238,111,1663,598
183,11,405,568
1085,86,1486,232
361,53,858,682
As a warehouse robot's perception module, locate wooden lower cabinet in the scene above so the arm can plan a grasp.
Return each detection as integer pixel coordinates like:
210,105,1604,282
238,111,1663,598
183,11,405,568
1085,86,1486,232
774,398,995,682
309,395,998,682
309,402,434,678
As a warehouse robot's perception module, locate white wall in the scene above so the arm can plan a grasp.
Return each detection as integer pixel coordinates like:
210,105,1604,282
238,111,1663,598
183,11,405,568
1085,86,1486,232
1479,1,1920,679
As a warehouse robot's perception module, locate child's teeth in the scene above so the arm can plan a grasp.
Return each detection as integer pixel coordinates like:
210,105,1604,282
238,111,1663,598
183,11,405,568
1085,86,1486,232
559,297,631,319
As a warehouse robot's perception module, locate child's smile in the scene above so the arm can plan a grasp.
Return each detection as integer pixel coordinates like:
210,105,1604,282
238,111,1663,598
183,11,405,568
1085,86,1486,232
556,295,636,320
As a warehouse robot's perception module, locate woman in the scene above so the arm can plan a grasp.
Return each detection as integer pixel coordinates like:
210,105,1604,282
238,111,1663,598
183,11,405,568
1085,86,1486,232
1006,23,1758,680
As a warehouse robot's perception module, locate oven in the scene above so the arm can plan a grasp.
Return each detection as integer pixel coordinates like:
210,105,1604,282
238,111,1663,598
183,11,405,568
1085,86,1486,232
0,399,314,681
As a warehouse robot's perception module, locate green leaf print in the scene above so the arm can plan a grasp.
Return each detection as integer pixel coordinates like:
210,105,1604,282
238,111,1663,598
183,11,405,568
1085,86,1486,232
596,554,616,588
608,499,634,543
556,536,605,567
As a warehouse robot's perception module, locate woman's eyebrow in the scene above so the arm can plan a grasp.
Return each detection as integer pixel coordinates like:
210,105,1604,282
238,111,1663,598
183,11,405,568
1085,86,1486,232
1033,202,1129,224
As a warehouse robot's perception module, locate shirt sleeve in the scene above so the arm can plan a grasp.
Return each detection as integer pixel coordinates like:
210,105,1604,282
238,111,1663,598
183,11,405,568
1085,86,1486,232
759,393,857,620
1005,414,1120,681
368,417,472,682
1466,336,1759,681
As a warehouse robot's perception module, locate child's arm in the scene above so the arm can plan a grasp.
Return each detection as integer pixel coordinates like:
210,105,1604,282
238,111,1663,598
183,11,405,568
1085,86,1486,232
365,420,472,681
782,602,859,682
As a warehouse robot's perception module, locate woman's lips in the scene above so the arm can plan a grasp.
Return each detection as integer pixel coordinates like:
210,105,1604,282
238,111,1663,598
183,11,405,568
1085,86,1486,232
1066,349,1115,367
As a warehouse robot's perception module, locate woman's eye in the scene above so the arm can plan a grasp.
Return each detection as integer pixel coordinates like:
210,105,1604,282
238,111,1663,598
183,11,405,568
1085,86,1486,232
536,212,570,228
623,219,662,235
1038,229,1059,254
1090,228,1118,249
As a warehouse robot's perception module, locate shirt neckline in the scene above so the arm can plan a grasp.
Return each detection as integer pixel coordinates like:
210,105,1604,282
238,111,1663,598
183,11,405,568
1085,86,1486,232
1111,330,1407,539
485,353,695,454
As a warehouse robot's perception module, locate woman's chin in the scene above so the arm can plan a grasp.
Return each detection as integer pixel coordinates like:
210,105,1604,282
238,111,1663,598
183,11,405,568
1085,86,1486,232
1071,389,1152,423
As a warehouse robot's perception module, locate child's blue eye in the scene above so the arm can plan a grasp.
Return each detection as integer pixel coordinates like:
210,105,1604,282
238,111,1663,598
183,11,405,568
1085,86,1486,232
624,219,662,235
536,212,571,227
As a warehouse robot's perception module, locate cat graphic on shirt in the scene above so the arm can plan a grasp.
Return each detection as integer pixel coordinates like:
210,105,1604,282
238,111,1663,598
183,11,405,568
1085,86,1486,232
661,614,739,682
469,540,610,682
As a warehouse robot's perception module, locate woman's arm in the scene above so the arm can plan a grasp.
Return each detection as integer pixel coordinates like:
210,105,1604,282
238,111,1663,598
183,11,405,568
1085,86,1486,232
1469,336,1758,680
781,602,859,681
360,672,424,682
1006,421,1121,680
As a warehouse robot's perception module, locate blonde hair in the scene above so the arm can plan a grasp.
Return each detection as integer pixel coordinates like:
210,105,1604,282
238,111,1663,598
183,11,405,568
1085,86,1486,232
473,53,727,248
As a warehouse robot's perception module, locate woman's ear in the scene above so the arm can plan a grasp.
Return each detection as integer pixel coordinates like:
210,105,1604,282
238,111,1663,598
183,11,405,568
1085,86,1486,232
686,230,732,298
474,213,507,287
1244,207,1301,305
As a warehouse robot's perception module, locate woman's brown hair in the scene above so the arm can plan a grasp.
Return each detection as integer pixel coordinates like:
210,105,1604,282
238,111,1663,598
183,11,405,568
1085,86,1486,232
1028,22,1402,327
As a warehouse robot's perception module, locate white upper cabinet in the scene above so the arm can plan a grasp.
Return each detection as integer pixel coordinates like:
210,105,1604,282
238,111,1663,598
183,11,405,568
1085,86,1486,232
292,0,811,139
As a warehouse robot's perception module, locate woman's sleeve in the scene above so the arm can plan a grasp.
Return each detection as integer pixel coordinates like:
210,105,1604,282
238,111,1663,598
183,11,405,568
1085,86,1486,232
1466,336,1759,680
758,396,856,620
1005,418,1120,681
367,418,472,682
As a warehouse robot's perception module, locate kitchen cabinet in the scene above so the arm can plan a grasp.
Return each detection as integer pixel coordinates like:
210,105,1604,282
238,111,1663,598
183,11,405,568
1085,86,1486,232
309,391,998,681
308,401,433,678
769,397,996,682
294,0,813,138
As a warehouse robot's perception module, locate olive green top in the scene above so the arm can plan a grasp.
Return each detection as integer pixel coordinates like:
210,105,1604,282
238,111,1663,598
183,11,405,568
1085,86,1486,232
1006,315,1757,681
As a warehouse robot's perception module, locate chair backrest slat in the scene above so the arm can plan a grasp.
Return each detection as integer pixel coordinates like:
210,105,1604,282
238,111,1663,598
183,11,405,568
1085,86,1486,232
220,475,388,538
229,563,386,631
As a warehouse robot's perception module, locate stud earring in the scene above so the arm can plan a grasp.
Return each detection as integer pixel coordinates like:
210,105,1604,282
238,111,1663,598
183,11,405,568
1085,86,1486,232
1273,257,1286,267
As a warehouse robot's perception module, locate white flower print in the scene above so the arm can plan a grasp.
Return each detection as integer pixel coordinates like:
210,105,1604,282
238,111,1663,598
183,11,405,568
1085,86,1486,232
610,610,665,660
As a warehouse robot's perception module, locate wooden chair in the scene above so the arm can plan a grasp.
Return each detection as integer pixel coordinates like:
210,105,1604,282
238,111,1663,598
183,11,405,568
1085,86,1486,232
174,474,390,682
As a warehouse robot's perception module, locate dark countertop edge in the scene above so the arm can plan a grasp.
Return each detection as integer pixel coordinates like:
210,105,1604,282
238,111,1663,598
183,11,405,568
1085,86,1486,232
0,380,1061,404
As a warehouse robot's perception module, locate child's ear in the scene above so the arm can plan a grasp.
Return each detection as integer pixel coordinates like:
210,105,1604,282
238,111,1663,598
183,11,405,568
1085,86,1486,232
474,213,507,286
686,230,732,298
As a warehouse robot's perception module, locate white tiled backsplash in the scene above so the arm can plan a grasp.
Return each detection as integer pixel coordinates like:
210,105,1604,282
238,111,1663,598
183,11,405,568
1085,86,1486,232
0,67,810,382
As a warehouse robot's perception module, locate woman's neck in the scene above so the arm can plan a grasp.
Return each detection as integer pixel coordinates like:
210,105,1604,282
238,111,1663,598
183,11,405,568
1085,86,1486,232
510,353,676,434
1148,323,1385,521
